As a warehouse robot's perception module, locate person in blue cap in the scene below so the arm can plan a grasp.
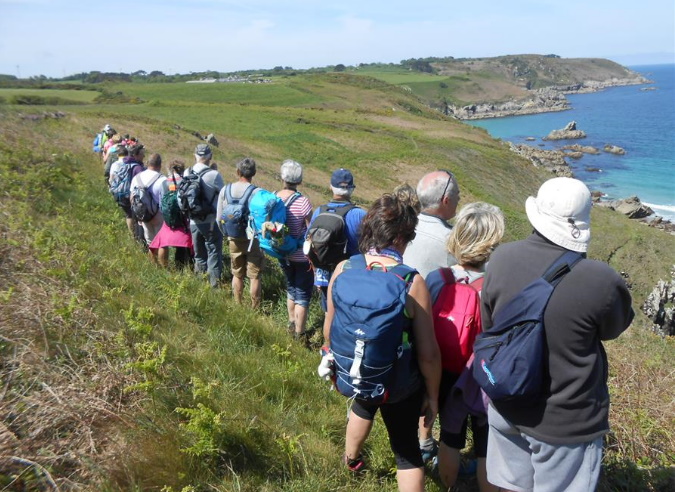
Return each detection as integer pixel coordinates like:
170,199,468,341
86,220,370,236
306,168,366,311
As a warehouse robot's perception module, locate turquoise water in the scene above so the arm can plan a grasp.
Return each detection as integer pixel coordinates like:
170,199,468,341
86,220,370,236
468,64,675,221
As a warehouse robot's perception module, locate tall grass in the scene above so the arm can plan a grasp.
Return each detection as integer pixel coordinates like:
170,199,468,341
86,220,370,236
1,72,673,491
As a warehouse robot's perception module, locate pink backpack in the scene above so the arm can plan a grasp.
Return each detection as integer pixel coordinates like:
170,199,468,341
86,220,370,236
432,268,484,374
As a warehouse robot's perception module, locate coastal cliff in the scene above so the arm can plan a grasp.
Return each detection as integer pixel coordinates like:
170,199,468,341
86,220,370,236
431,55,650,120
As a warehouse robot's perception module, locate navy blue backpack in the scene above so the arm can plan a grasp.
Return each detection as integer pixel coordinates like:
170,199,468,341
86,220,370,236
329,255,417,403
473,251,583,402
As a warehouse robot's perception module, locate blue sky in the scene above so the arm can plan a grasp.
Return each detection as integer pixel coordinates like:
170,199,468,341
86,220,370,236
1,0,673,78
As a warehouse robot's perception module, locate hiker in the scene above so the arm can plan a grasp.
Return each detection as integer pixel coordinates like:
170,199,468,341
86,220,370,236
217,157,262,304
307,168,366,311
108,144,129,186
322,194,441,492
403,170,460,279
103,134,124,182
149,159,193,270
94,124,115,156
402,170,461,462
275,160,313,341
426,202,504,492
110,143,145,242
130,153,167,264
185,144,224,288
393,182,421,214
481,177,633,491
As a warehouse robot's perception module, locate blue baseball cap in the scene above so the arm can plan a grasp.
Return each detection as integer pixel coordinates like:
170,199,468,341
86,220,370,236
331,168,355,188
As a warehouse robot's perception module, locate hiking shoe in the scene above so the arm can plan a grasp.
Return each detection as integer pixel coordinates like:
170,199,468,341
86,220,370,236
287,321,295,335
294,331,310,348
344,454,366,473
420,437,438,463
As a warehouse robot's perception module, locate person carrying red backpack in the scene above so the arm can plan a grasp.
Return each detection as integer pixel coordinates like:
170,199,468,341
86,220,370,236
426,202,505,492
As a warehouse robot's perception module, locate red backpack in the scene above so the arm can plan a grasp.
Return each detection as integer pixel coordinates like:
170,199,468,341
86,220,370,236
432,268,484,374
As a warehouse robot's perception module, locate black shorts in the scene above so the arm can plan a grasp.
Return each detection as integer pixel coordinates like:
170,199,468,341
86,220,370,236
351,387,425,469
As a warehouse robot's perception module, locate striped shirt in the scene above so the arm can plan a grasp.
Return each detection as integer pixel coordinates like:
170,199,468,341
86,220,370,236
282,193,312,262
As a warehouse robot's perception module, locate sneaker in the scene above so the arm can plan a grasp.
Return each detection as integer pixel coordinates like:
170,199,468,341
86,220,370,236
344,454,366,473
458,458,477,477
420,438,438,463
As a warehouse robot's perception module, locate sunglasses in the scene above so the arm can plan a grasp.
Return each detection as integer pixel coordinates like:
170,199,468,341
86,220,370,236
439,169,455,200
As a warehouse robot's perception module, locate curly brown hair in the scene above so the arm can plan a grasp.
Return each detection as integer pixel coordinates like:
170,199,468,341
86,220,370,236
358,194,418,253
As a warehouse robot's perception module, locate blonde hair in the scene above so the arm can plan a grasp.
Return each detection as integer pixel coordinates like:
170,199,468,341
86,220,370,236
447,202,505,268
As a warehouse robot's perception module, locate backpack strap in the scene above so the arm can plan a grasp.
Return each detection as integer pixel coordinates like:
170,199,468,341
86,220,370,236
324,202,356,217
145,171,161,190
283,191,301,208
225,183,234,203
239,184,257,206
543,251,584,287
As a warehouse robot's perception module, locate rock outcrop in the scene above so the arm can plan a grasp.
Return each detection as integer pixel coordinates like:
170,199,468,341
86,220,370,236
642,267,675,337
543,121,586,140
603,144,626,155
595,196,654,219
509,143,572,177
561,144,600,154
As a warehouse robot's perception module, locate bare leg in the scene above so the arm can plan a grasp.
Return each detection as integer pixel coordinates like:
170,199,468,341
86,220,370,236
294,304,309,334
232,276,244,304
395,467,425,492
158,247,169,268
345,410,373,462
148,248,159,265
286,298,295,331
437,442,461,489
250,277,261,309
125,217,135,236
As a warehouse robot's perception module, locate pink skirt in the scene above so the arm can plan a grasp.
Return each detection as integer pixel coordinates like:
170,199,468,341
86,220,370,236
149,223,193,251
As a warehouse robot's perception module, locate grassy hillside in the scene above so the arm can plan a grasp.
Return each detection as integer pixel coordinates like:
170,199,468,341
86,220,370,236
0,73,673,491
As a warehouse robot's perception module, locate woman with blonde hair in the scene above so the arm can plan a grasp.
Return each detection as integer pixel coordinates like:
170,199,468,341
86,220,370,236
426,202,504,492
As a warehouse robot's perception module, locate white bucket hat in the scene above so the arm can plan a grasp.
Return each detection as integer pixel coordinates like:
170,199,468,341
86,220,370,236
525,177,592,253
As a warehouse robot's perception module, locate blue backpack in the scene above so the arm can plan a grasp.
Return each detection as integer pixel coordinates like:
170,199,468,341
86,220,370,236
472,251,583,402
93,133,103,153
220,184,257,238
248,189,303,259
329,255,417,403
109,161,142,207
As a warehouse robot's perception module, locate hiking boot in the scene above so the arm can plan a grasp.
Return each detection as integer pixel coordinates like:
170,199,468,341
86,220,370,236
294,331,310,348
287,321,296,335
420,437,438,463
344,454,366,473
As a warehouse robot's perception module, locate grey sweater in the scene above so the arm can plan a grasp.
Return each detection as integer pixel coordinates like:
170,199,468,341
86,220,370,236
481,232,634,444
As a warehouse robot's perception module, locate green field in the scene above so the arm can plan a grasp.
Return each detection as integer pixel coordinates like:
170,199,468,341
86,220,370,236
1,74,673,491
0,87,99,102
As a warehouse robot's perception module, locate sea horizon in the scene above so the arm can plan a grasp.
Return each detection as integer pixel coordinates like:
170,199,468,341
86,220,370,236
468,63,675,221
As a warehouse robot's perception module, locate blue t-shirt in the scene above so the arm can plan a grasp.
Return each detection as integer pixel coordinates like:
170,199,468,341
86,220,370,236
309,201,366,286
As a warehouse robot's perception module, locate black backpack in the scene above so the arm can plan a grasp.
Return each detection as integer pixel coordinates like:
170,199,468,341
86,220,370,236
219,184,257,238
130,173,161,222
306,203,356,270
177,167,214,221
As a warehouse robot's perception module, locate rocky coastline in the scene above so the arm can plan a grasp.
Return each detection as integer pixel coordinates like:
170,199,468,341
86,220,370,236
448,75,650,120
505,121,674,236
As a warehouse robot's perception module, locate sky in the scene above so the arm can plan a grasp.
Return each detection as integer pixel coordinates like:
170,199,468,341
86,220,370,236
1,0,673,78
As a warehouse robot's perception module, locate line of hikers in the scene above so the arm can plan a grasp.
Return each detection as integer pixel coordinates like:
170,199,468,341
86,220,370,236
95,123,634,492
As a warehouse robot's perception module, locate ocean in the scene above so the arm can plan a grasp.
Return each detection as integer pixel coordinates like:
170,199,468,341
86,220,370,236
468,64,675,221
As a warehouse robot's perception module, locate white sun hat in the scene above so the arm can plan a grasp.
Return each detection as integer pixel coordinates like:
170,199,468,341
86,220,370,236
525,177,592,253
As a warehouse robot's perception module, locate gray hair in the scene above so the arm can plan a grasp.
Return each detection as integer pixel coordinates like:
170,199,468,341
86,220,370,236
417,172,458,210
331,185,353,197
280,159,303,184
447,202,505,268
194,153,212,164
237,157,257,179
